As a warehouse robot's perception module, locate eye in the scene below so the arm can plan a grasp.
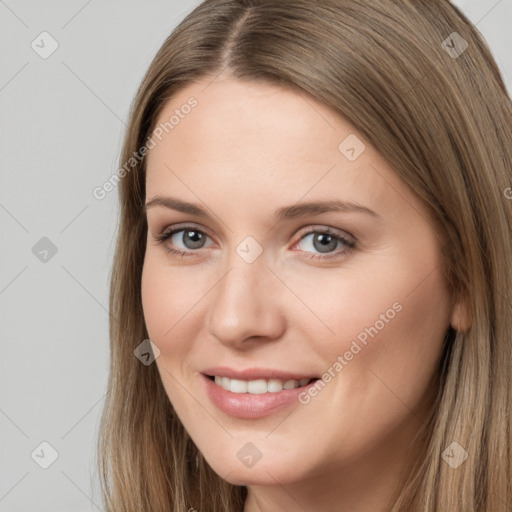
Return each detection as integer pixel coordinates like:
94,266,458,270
152,224,356,260
293,227,355,259
153,224,213,257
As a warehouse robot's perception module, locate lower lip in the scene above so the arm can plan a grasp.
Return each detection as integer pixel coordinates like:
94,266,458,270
202,374,318,419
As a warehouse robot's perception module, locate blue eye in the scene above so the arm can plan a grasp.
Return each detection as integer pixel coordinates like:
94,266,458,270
294,229,355,259
153,226,213,257
153,224,356,260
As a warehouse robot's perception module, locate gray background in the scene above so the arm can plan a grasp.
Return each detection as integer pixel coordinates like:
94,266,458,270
1,1,510,510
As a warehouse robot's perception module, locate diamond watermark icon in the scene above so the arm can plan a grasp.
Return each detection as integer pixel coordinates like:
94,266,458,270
32,237,58,263
236,236,263,264
134,338,161,365
441,32,468,59
31,31,59,59
237,442,263,468
338,134,366,162
31,441,59,469
441,441,468,469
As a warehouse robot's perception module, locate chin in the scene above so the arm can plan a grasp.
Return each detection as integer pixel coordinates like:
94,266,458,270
201,444,312,487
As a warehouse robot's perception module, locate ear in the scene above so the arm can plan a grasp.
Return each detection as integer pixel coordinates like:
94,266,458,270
450,293,471,333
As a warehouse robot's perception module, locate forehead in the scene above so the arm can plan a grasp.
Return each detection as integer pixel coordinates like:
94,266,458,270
144,78,430,228
148,78,344,167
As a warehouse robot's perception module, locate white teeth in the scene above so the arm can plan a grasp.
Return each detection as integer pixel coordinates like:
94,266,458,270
283,379,298,389
230,379,248,393
212,376,313,394
267,379,283,392
247,379,268,394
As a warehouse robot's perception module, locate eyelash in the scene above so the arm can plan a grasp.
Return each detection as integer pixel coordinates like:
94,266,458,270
152,223,356,260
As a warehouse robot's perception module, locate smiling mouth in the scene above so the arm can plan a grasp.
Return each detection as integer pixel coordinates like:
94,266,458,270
206,374,319,394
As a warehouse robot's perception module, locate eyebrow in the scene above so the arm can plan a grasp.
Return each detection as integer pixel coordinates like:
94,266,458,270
144,195,382,223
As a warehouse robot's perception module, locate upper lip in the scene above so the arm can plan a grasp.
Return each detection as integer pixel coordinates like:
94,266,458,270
202,366,319,381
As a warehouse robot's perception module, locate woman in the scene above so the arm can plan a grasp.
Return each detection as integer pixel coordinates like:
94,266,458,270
97,1,512,510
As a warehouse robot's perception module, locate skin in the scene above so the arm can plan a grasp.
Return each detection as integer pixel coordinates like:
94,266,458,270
141,76,469,512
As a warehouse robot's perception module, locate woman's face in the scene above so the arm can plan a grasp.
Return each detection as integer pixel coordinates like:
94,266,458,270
141,77,461,491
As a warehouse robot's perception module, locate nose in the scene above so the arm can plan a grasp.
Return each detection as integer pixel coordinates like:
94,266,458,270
206,252,286,349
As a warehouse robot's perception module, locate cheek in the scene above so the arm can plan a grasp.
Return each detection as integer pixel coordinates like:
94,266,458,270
141,257,202,413
316,255,451,417
289,240,450,381
141,255,201,343
141,265,168,341
373,271,451,399
140,260,202,409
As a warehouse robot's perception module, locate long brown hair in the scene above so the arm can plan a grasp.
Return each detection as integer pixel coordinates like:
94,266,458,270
97,1,512,510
